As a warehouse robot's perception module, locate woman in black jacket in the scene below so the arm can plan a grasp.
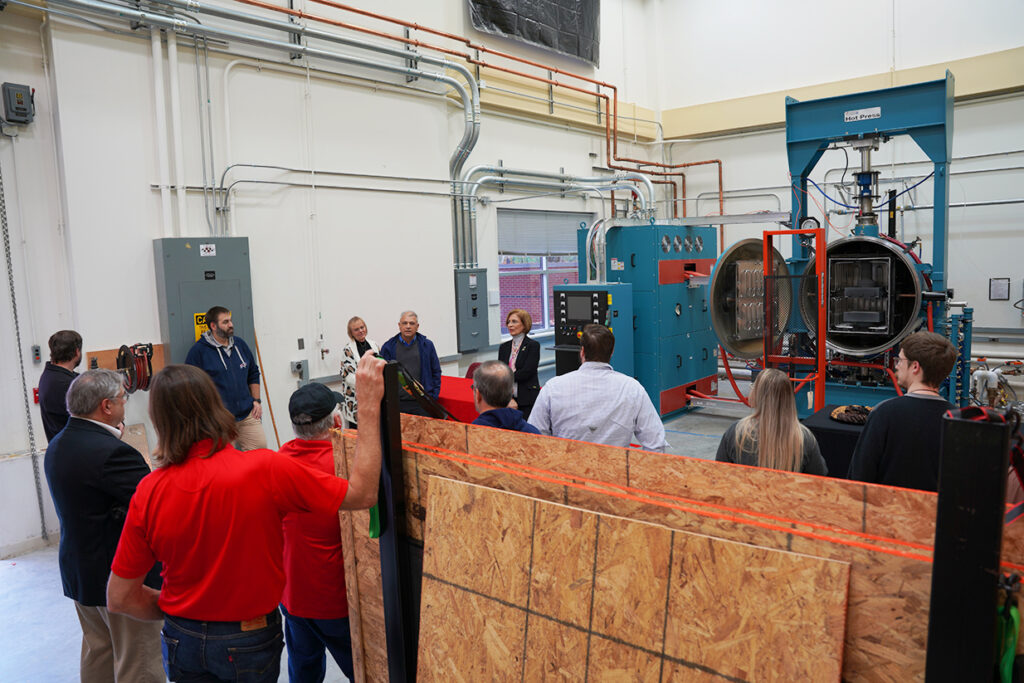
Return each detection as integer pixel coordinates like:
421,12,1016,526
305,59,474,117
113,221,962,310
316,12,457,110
497,308,541,420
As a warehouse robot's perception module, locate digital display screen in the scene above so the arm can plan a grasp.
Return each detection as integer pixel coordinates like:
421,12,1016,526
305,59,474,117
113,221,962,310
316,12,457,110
566,294,592,321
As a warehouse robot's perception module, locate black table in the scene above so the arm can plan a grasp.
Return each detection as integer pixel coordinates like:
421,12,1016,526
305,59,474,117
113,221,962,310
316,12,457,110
802,404,866,479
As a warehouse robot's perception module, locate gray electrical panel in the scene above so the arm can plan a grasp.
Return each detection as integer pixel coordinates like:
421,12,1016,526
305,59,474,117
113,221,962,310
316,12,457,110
454,268,488,352
153,237,256,364
2,83,34,124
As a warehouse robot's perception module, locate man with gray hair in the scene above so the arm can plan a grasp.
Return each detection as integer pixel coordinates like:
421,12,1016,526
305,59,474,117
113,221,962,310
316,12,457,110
471,361,540,434
380,310,442,416
43,369,163,682
278,381,355,682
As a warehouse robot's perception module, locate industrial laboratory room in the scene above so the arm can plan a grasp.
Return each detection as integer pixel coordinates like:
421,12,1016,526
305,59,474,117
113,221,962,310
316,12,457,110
3,0,1024,681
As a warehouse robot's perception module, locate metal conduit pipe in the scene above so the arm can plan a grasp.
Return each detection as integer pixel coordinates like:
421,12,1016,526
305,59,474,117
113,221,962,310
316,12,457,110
462,164,656,209
466,176,645,212
460,165,654,267
465,176,641,268
40,0,480,234
148,0,481,261
832,198,1024,214
147,0,481,177
470,181,610,269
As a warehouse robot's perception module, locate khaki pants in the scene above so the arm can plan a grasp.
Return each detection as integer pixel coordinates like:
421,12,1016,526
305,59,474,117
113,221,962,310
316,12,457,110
235,408,267,450
74,601,165,683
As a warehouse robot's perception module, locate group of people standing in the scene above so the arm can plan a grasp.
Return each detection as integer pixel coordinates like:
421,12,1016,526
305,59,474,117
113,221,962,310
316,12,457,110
36,302,961,683
42,311,388,683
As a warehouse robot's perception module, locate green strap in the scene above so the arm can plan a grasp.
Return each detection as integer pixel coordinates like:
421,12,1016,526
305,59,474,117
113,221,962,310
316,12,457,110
999,603,1020,683
368,504,381,539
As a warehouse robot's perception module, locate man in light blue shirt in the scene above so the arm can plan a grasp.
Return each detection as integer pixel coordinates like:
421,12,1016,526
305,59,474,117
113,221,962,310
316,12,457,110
528,324,668,452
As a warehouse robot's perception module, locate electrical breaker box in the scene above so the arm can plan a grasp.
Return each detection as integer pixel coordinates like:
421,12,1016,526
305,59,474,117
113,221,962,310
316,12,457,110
455,268,488,352
153,237,256,364
2,83,34,124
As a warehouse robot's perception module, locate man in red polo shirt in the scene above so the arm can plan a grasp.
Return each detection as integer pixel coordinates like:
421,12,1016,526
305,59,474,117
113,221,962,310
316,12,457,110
279,382,355,681
105,352,385,682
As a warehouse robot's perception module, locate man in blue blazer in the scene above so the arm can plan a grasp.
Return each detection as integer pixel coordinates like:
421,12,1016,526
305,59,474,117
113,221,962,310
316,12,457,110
43,369,163,682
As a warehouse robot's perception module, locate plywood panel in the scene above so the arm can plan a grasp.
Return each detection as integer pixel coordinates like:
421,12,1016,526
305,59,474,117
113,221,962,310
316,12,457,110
340,417,1024,681
418,478,850,682
121,423,152,469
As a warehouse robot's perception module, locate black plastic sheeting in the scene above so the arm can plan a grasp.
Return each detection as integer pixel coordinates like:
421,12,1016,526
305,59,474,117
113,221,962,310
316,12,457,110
468,0,600,66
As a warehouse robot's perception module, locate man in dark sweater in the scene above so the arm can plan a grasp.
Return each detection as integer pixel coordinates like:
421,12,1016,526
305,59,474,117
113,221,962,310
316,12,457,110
38,329,83,441
847,331,957,492
185,305,266,449
380,310,441,416
471,361,539,434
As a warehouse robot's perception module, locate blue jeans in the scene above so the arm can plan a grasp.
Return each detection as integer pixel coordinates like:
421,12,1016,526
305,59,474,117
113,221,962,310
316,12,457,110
280,605,354,683
160,609,284,682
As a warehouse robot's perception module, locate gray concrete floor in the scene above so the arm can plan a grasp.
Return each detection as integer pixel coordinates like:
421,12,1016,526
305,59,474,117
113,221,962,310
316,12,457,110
1,368,748,682
0,545,347,682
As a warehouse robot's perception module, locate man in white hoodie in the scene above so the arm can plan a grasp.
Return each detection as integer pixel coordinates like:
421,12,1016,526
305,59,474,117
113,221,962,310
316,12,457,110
185,305,266,449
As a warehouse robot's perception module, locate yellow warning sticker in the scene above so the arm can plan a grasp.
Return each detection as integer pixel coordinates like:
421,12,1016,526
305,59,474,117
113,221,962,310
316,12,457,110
193,313,207,341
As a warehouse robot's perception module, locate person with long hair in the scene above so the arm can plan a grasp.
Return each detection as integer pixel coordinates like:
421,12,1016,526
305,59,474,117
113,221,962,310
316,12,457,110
106,353,386,682
715,368,827,474
498,309,541,420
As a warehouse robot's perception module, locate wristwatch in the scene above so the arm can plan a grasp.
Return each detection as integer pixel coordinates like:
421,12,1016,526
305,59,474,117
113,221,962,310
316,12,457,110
252,398,262,403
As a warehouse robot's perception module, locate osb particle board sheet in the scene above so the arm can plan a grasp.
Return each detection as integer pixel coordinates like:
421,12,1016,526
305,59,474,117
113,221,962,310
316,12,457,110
347,417,1024,680
418,477,850,682
121,423,152,469
333,429,385,683
85,344,167,375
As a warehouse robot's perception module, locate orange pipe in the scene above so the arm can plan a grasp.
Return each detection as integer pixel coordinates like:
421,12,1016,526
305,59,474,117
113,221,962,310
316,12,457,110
687,389,745,404
927,302,934,332
229,0,724,218
720,346,750,406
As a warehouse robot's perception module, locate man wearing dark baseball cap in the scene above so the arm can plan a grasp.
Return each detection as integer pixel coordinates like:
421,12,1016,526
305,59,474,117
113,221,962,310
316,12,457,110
279,382,356,681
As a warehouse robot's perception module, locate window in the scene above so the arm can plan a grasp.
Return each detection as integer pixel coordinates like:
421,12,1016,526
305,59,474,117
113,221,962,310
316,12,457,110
497,209,592,334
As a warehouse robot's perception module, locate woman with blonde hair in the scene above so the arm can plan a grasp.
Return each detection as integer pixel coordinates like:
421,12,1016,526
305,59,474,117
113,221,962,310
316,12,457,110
340,316,379,426
715,368,827,474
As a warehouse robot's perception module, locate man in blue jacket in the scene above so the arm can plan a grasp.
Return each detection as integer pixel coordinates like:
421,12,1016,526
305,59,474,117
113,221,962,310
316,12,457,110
471,361,539,434
185,305,266,449
380,310,441,416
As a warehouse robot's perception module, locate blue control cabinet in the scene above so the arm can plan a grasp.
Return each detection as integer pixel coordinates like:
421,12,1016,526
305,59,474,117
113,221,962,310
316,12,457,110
577,220,719,416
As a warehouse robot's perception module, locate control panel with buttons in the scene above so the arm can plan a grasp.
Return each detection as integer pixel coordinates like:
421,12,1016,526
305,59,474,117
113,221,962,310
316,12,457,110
552,283,633,376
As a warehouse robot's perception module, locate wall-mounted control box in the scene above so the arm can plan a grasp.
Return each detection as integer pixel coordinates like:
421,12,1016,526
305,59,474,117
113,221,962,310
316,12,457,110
2,83,34,124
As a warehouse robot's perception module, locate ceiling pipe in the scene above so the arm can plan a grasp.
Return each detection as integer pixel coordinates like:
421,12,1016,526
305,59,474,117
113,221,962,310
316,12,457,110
465,175,645,268
459,165,656,266
41,0,485,264
222,0,724,238
462,164,656,210
146,0,482,265
40,0,478,181
147,0,481,179
150,28,174,237
167,31,187,236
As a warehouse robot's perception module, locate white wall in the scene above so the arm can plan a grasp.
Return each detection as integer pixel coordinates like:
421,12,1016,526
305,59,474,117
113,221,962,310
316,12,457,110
658,0,1024,108
1,0,1022,553
0,0,658,553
